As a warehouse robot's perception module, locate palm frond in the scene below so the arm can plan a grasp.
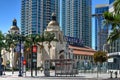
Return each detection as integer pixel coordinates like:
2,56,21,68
113,0,120,14
107,28,120,43
103,12,120,30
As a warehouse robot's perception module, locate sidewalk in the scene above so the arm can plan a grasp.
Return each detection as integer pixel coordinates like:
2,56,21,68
1,71,120,80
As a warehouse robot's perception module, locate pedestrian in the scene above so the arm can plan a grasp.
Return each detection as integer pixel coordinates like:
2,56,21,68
115,71,118,78
110,71,113,78
40,67,43,73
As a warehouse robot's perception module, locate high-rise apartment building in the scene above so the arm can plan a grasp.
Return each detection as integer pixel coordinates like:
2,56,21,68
95,4,109,50
108,0,118,54
21,0,60,35
107,0,120,70
62,0,92,47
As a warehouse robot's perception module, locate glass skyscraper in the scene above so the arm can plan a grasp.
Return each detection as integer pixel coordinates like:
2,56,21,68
109,0,114,4
61,0,92,47
21,0,60,35
95,4,109,50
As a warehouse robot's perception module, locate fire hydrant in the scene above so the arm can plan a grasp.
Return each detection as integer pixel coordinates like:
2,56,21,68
110,71,113,78
115,71,118,78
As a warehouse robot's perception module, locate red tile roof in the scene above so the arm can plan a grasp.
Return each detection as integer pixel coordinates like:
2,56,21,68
73,50,94,56
69,45,96,56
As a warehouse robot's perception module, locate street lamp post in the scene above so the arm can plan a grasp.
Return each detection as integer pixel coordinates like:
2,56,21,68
18,36,22,77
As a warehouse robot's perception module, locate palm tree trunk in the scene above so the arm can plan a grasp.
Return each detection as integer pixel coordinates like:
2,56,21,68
12,48,14,74
41,42,43,65
48,42,51,69
97,62,99,79
48,42,51,59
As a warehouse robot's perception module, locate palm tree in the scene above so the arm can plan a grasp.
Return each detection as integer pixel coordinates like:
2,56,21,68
103,12,120,29
5,33,22,73
103,0,120,42
0,31,5,75
37,33,45,64
107,28,120,43
0,31,5,53
44,31,58,69
24,34,42,68
26,34,40,44
4,33,14,69
44,32,57,59
22,34,36,68
113,0,120,14
103,12,120,43
5,33,16,52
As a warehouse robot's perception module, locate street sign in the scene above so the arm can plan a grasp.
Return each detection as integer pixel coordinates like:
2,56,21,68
108,58,113,62
16,44,20,52
15,43,24,53
21,56,24,61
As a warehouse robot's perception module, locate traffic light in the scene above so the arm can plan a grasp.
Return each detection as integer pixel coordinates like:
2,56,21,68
31,44,38,76
22,60,27,65
32,45,37,53
32,45,37,63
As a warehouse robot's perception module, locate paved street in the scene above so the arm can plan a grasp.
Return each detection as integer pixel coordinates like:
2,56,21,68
0,71,120,80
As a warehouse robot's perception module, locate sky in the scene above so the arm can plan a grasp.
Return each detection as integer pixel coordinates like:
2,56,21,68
0,0,108,49
0,0,21,33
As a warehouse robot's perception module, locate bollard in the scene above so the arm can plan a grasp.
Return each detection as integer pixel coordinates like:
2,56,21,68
110,71,113,78
115,71,117,78
22,65,26,77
